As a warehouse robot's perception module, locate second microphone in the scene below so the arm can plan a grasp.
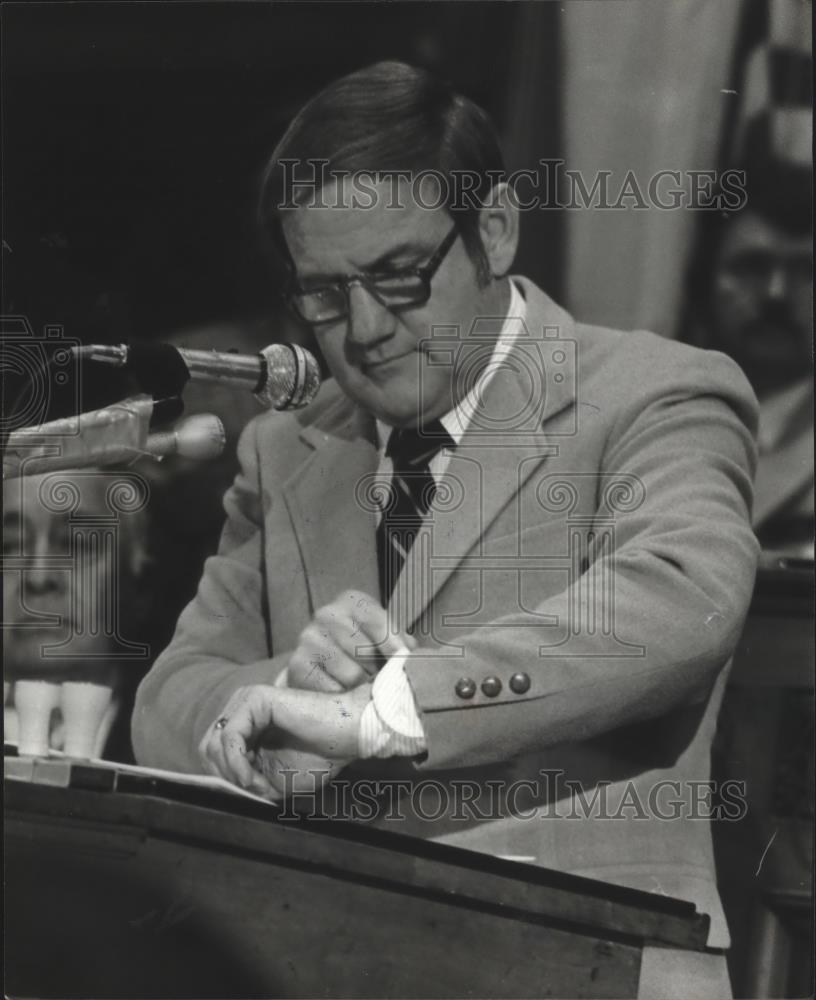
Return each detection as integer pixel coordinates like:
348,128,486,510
73,341,322,411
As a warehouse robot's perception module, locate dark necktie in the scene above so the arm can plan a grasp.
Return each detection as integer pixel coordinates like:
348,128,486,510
376,420,454,603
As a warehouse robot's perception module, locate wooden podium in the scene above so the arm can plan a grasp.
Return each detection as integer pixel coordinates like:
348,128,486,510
717,558,814,997
5,752,713,999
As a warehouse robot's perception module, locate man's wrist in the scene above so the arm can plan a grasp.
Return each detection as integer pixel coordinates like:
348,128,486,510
274,684,372,759
358,653,427,758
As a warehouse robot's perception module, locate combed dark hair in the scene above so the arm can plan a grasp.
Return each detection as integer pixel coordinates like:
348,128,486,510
258,61,506,281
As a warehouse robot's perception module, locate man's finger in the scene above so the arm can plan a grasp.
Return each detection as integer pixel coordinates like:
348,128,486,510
199,748,224,780
325,648,374,685
289,647,356,691
288,655,345,693
339,591,409,660
302,612,380,683
219,687,279,791
199,685,255,775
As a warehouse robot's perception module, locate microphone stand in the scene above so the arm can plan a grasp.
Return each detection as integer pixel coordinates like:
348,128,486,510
3,395,225,479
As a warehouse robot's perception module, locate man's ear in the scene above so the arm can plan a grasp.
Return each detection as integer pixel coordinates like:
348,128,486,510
478,183,520,279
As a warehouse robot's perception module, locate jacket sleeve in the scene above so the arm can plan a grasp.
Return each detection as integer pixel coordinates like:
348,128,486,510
132,418,289,772
405,346,761,770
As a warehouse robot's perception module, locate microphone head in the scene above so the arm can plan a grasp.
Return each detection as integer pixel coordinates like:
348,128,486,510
145,413,226,462
175,413,226,460
257,344,321,411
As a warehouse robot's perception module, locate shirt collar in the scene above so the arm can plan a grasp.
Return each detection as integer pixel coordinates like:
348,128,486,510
376,280,527,452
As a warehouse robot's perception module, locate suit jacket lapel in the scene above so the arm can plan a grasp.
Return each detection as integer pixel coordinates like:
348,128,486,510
390,280,579,632
283,391,381,612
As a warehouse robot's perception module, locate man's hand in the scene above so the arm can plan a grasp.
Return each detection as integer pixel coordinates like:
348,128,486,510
198,683,372,799
288,589,415,693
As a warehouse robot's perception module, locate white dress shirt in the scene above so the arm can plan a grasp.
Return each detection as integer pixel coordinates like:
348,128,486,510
359,280,527,758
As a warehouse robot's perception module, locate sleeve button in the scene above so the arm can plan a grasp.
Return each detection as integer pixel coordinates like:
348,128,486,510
481,676,502,698
509,672,531,694
455,677,477,699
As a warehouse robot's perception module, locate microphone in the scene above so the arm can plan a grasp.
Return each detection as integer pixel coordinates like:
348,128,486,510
73,341,321,411
3,397,225,478
145,414,226,462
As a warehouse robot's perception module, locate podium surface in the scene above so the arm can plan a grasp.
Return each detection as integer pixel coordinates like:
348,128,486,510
5,754,713,999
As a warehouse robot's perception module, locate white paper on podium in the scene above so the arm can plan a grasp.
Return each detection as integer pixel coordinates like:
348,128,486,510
3,745,281,804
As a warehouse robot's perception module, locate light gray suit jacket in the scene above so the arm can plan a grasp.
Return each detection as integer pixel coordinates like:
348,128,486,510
133,278,759,946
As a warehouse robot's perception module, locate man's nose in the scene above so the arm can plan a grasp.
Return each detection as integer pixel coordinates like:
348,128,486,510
346,282,396,349
766,264,790,301
24,535,66,595
24,558,64,595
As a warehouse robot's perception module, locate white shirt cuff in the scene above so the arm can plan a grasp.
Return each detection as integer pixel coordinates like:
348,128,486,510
358,649,427,758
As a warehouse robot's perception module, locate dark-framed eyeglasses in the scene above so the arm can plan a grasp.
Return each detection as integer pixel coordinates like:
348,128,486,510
287,226,460,326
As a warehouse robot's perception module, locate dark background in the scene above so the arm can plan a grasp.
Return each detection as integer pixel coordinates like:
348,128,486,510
2,3,562,361
0,1,561,732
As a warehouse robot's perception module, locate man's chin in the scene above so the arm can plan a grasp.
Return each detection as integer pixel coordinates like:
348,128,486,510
359,388,426,427
4,629,102,672
371,406,434,429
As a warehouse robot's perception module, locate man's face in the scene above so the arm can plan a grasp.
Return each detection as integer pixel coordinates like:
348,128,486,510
712,211,812,392
282,178,491,427
3,473,119,675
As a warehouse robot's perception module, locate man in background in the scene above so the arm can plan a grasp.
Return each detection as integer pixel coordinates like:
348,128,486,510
687,158,812,555
4,468,150,761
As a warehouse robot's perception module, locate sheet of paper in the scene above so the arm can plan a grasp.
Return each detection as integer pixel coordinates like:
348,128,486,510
3,744,281,804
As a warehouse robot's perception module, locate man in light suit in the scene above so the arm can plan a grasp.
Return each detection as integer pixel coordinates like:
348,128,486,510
133,62,759,997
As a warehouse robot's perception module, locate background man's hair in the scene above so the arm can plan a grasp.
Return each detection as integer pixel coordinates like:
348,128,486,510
257,60,506,284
